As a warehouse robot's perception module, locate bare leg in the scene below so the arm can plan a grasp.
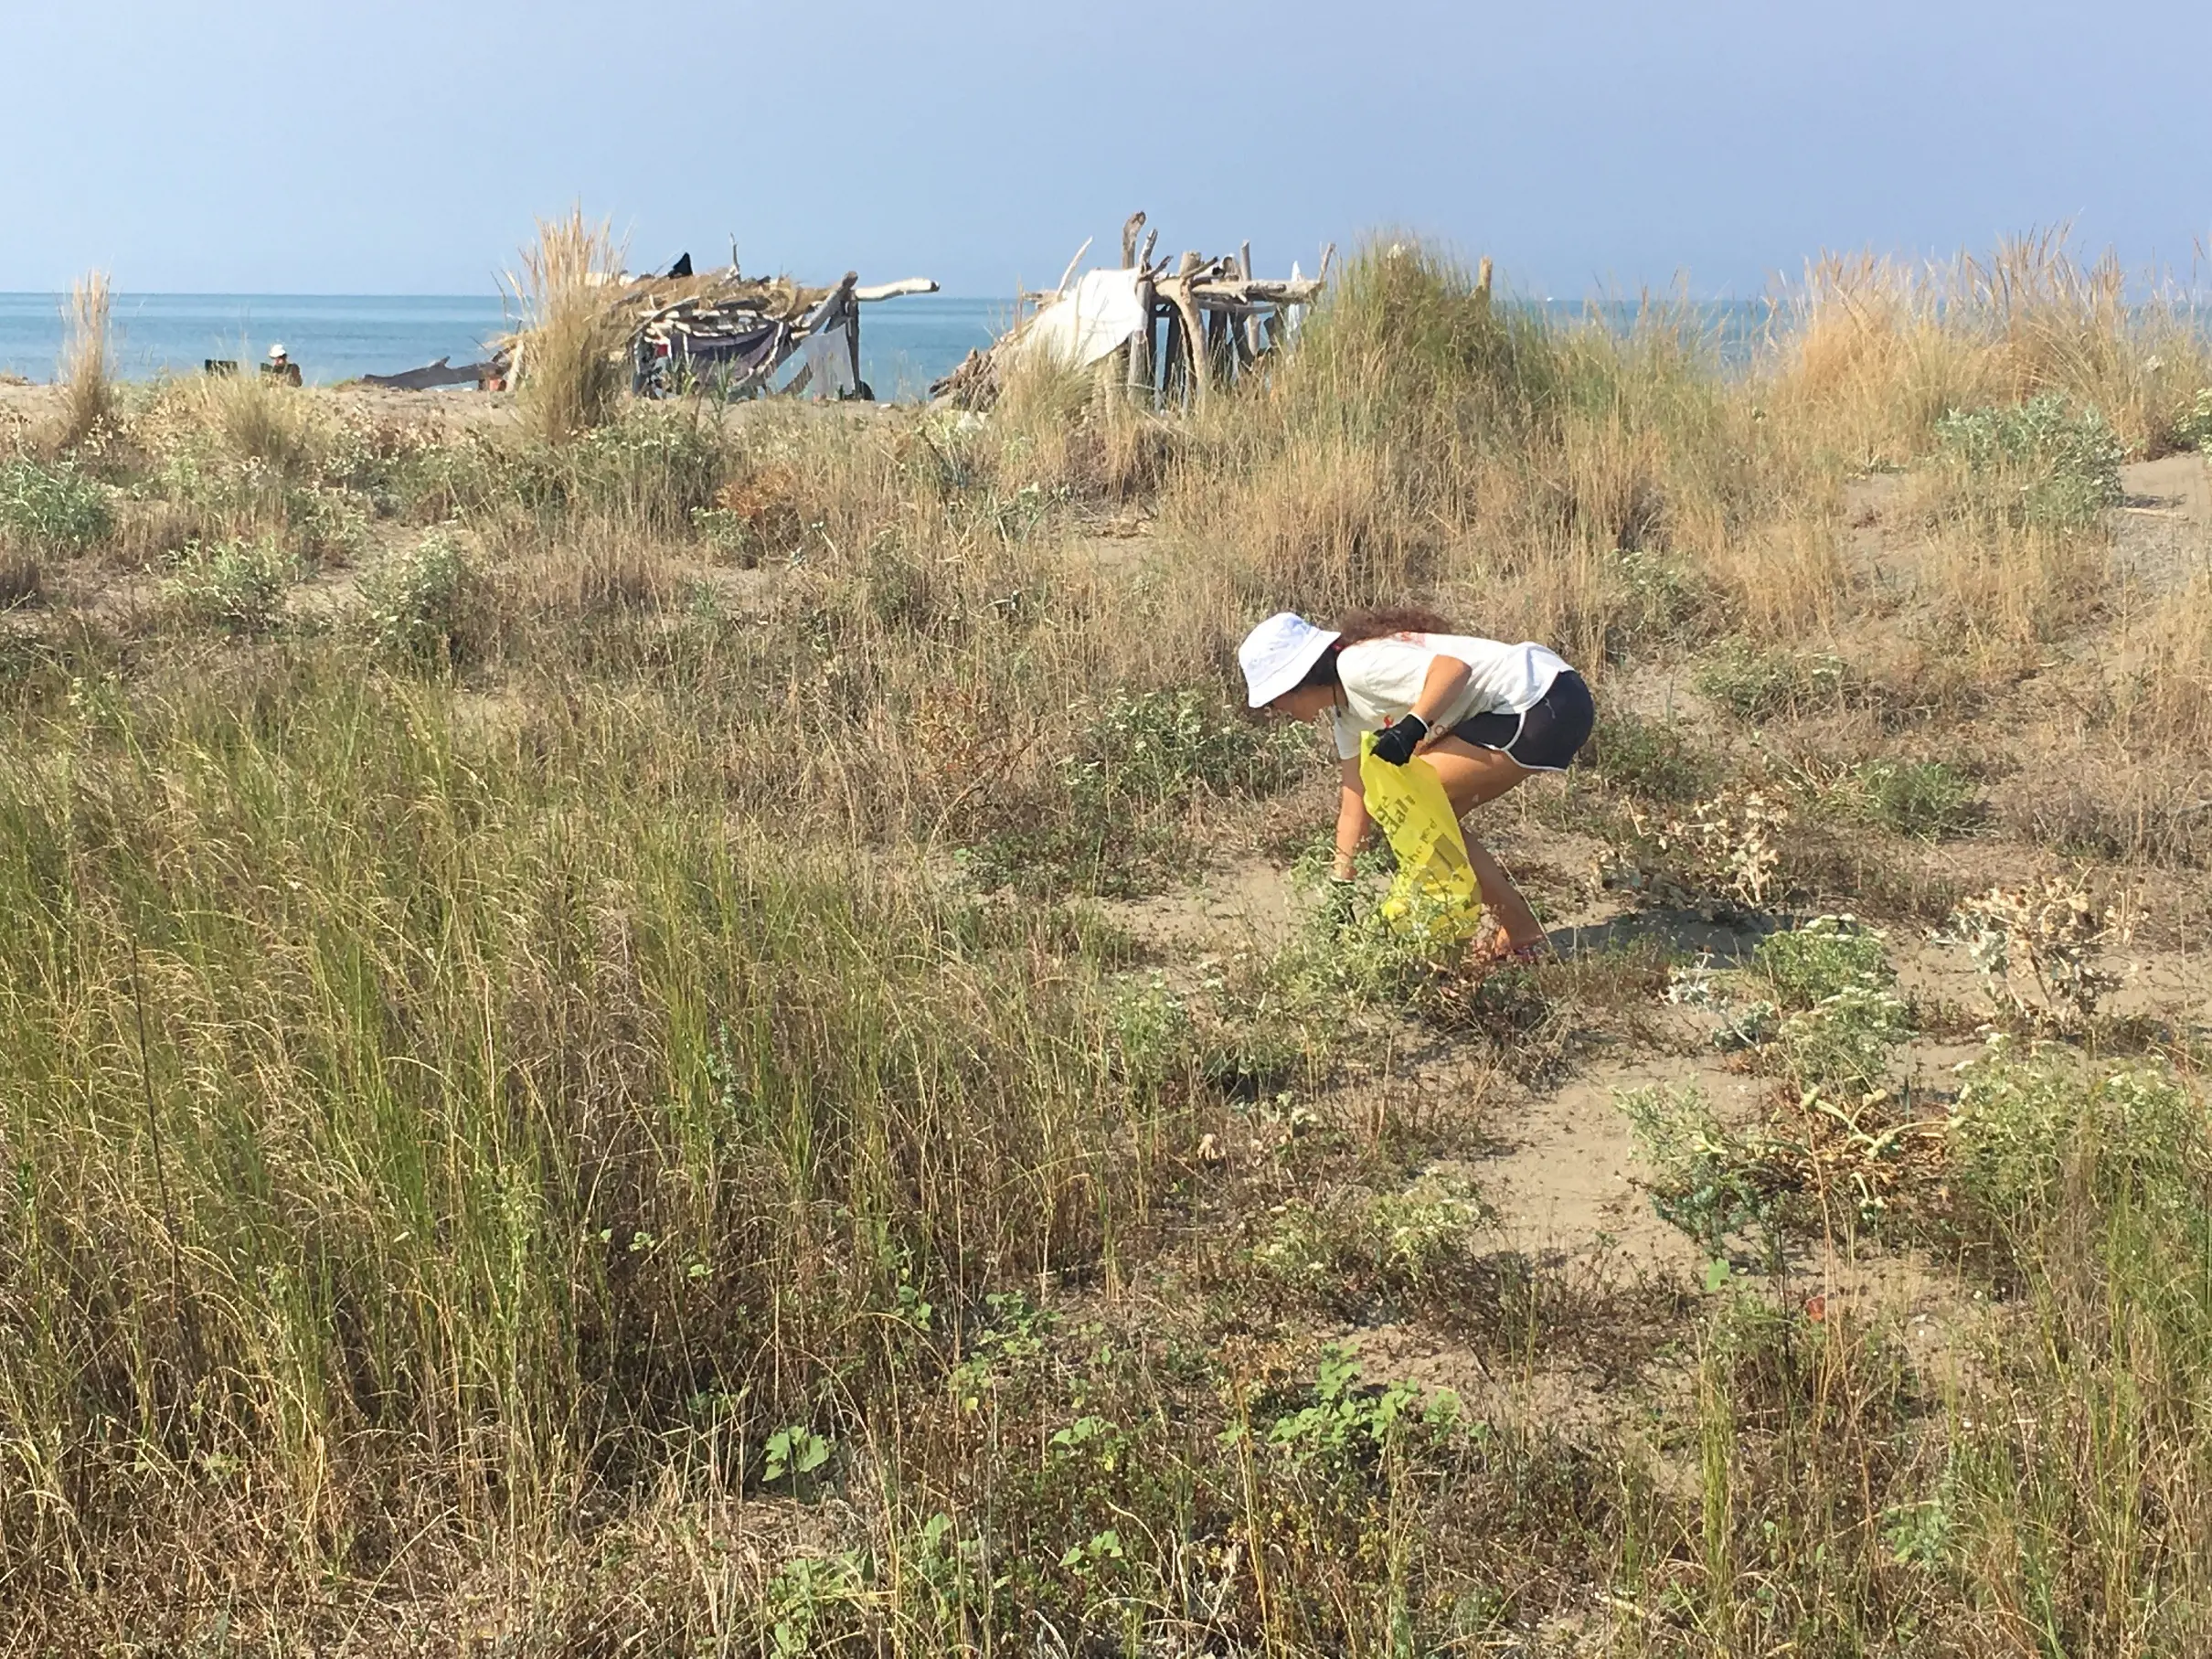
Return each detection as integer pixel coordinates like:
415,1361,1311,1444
1418,737,1546,951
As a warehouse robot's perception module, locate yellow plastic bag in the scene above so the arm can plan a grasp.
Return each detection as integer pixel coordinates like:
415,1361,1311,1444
1359,734,1483,938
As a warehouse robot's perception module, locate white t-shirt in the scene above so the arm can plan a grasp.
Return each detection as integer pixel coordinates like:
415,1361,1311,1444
1328,632,1569,759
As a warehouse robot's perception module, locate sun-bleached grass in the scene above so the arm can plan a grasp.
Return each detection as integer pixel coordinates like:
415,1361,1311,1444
509,208,628,444
52,269,113,451
1765,232,2212,469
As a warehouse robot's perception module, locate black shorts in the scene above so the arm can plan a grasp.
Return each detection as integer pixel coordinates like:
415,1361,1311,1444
1449,670,1594,772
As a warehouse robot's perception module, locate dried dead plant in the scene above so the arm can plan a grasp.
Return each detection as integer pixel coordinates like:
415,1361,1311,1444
1605,788,1791,916
1951,873,2133,1030
508,208,627,444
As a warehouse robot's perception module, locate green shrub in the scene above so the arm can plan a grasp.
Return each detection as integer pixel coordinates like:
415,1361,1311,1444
1845,758,1978,839
968,689,1310,897
1256,1179,1493,1308
1069,687,1309,806
1586,710,1721,803
1950,1038,2210,1224
1695,637,1847,722
1933,393,2123,530
566,409,725,533
162,537,295,633
1774,982,1913,1094
1749,915,1894,1010
2172,387,2212,453
356,531,472,665
380,436,557,525
0,456,112,555
1609,546,1720,653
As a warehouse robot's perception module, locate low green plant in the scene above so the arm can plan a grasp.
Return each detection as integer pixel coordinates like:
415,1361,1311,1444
1749,915,1894,1009
1105,971,1196,1091
1949,1037,2207,1224
1695,637,1847,722
1616,1083,1784,1260
1933,392,2123,530
356,530,471,664
761,1423,835,1488
1842,758,1978,839
0,456,112,555
161,536,295,632
1587,709,1722,803
1774,981,1913,1094
1260,1346,1461,1471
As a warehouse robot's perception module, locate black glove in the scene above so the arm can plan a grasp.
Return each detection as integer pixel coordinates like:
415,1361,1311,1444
1368,714,1429,767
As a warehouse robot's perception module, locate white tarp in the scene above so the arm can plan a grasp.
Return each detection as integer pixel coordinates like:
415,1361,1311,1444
1016,268,1146,369
800,323,856,399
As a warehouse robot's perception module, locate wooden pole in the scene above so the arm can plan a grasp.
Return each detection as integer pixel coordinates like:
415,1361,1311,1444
1121,211,1146,269
1130,281,1156,405
1164,270,1209,406
845,293,864,396
1160,299,1185,408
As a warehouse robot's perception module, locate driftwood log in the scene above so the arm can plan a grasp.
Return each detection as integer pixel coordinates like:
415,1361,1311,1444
360,356,505,392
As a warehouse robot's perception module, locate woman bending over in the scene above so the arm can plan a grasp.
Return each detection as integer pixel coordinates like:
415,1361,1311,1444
1239,607,1594,963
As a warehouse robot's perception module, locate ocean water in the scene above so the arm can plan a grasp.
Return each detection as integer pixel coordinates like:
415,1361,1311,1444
0,292,1007,402
0,291,1785,402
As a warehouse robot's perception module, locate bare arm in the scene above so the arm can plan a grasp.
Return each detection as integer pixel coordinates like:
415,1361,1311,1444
1409,654,1471,740
1333,756,1369,880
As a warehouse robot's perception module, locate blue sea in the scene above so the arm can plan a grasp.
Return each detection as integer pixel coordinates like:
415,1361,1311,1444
0,291,1792,403
0,292,1009,403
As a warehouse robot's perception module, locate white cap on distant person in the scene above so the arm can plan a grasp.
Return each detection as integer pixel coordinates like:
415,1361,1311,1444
1239,611,1339,707
268,343,288,360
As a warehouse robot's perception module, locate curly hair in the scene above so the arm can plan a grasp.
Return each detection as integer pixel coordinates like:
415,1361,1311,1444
1332,606,1452,646
1295,606,1455,688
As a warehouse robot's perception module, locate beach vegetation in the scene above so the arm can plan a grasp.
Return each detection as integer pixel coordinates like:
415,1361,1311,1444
3,226,2212,1652
53,268,114,450
508,207,628,443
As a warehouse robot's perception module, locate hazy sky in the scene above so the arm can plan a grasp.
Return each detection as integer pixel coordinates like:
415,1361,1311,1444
4,0,2206,299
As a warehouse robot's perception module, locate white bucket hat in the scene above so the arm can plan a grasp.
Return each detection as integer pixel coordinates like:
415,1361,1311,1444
1239,611,1339,707
268,343,288,359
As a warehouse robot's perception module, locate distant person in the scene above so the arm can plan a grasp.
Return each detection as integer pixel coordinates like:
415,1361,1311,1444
261,343,302,387
1239,608,1595,965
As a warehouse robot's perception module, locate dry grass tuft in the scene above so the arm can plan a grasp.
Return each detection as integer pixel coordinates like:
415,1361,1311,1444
509,208,627,444
53,269,114,450
1768,231,2212,466
190,364,330,474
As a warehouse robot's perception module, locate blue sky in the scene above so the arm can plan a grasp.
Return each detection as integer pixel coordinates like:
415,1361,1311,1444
3,0,2206,299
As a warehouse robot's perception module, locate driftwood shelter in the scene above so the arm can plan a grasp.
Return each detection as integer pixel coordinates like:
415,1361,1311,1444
931,211,1330,409
611,261,939,401
359,256,938,400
